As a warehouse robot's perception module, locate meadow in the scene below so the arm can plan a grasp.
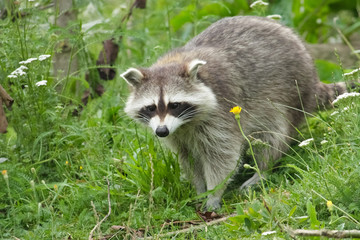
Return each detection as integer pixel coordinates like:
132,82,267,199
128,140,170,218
0,0,360,239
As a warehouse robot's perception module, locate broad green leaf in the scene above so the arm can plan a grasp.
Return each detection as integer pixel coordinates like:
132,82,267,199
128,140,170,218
306,200,320,229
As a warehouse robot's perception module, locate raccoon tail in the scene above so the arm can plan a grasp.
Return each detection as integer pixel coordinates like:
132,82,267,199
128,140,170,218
315,80,358,108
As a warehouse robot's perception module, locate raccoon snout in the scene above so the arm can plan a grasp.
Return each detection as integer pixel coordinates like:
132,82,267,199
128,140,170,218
155,126,169,137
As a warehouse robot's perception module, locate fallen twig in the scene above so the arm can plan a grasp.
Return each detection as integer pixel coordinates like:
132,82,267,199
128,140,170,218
139,213,237,239
90,201,102,238
286,228,360,239
89,178,111,240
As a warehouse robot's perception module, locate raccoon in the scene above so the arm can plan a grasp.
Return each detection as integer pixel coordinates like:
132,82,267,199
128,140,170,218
121,16,347,210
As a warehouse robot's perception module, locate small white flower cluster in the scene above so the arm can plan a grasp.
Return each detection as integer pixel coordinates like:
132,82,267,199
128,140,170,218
343,68,360,77
19,57,37,65
7,65,28,78
332,92,360,105
250,0,268,8
330,111,339,116
262,231,276,236
18,54,51,65
35,80,47,86
320,140,328,145
299,138,314,147
7,54,51,85
38,54,51,61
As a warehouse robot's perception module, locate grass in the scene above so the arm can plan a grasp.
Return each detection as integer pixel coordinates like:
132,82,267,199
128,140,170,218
1,0,360,239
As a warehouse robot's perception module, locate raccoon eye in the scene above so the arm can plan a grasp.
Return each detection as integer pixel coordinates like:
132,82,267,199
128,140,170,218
168,102,180,109
146,105,156,112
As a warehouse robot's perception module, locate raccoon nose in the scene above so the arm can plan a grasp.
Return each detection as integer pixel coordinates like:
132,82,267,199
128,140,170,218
156,125,169,137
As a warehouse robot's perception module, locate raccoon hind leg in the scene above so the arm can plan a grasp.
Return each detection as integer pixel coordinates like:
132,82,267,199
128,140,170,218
240,122,290,189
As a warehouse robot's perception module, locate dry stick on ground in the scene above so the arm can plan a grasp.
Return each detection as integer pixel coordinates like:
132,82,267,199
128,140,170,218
89,178,111,240
90,201,102,238
139,213,237,240
285,228,360,239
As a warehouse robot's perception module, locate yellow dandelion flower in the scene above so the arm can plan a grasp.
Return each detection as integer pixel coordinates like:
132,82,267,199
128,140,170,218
2,170,8,179
79,166,83,170
327,200,334,211
65,161,69,165
230,106,242,115
54,184,58,191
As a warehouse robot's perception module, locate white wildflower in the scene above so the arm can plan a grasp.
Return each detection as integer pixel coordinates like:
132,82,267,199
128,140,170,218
19,57,37,65
343,106,349,111
35,80,47,86
18,65,28,71
262,231,276,236
11,68,26,75
38,54,51,61
267,14,282,20
250,0,268,8
17,70,26,76
299,138,314,147
343,68,360,77
332,92,360,104
320,140,328,145
330,111,339,116
9,65,28,77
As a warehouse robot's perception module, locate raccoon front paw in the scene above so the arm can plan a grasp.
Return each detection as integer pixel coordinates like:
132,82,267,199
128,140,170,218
205,196,221,211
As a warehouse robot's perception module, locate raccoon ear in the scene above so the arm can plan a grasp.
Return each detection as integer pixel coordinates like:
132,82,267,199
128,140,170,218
120,68,144,87
187,59,206,80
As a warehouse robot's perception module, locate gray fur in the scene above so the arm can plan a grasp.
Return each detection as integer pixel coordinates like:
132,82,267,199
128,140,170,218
121,16,347,210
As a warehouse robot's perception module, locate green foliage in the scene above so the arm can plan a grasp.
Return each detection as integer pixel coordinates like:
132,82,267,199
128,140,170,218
0,0,360,239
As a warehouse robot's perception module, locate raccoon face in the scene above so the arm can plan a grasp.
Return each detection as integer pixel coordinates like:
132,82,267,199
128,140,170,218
121,59,218,137
138,100,196,137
